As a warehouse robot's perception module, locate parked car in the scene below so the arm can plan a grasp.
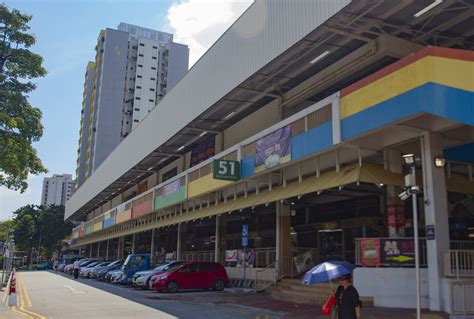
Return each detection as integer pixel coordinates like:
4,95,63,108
150,261,229,293
80,261,110,278
112,254,150,284
67,259,100,275
106,269,123,282
91,260,121,279
133,261,185,289
36,261,52,270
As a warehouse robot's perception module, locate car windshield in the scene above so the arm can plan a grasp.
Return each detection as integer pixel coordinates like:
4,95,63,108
95,262,110,267
87,262,99,267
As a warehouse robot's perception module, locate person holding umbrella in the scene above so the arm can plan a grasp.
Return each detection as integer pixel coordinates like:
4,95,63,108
302,261,360,318
335,274,361,319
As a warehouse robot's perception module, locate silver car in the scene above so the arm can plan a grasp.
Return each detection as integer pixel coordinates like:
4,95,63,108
133,261,185,289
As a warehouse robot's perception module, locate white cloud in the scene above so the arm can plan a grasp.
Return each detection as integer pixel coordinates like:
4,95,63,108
166,0,253,66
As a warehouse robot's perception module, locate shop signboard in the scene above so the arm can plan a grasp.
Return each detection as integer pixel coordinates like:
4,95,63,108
163,179,180,196
254,125,292,174
213,159,240,181
426,225,435,240
360,239,381,267
380,238,415,266
190,136,215,167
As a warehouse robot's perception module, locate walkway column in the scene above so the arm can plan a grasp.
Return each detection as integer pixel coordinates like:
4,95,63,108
105,240,109,260
118,237,123,260
89,244,93,258
150,229,155,262
421,132,449,311
177,224,182,260
97,242,100,258
215,215,220,262
132,233,136,254
276,201,292,276
386,149,405,237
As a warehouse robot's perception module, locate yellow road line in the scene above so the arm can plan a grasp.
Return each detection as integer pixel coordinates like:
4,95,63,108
10,306,33,319
16,274,46,319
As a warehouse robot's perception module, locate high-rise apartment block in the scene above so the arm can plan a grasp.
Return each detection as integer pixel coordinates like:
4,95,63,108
41,174,74,206
75,23,189,189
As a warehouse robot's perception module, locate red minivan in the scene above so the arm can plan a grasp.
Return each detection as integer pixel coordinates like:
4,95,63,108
150,261,229,293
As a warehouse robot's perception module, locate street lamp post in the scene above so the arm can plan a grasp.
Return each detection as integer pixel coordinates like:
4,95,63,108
401,154,421,319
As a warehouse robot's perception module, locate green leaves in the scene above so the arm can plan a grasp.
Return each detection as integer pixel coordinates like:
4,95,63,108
0,4,47,192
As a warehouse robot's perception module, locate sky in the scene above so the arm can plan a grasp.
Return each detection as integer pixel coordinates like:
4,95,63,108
0,0,253,221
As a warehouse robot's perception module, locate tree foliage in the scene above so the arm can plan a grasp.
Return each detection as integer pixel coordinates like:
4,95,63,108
0,4,47,192
12,204,73,260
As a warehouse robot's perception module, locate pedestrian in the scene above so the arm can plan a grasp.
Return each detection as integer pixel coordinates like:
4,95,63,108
73,259,80,279
53,259,58,272
334,274,361,319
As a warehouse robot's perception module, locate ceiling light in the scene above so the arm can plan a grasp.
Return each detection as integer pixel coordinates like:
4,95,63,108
310,50,330,64
199,131,207,137
147,166,154,171
224,111,236,120
414,0,442,17
434,157,446,168
177,145,185,151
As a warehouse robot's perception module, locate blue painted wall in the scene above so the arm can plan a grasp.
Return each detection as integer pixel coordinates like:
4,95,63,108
444,143,474,164
292,122,333,161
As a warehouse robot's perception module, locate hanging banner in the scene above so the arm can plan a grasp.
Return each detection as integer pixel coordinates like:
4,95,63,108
163,179,180,197
294,250,315,273
360,239,381,267
225,250,238,262
254,125,292,174
190,136,215,168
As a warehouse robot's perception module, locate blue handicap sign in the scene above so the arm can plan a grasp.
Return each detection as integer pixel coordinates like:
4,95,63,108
242,224,248,247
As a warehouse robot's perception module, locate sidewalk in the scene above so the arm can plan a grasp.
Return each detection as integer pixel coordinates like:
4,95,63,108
151,289,450,319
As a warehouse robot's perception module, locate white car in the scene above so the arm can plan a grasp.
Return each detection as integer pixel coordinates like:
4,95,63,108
133,261,185,289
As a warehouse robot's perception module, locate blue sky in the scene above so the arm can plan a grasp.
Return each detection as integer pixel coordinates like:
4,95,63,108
0,0,252,220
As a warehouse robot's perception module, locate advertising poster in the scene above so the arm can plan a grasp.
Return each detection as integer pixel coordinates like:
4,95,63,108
360,239,381,267
254,125,292,173
380,239,415,266
225,250,238,262
294,250,315,273
190,136,215,167
225,249,255,266
163,179,180,197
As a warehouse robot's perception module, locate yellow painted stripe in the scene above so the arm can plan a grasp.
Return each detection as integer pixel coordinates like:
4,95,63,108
341,56,474,119
10,306,32,319
187,174,233,199
17,274,46,319
19,275,31,307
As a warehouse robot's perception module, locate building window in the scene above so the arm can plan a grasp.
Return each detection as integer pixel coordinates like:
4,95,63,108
137,75,142,78
136,86,142,89
149,99,154,102
153,46,157,49
139,43,145,46
134,108,140,111
138,64,143,68
150,88,155,91
135,97,141,100
151,66,156,70
152,56,157,60
150,77,155,81
134,119,139,122
139,54,144,57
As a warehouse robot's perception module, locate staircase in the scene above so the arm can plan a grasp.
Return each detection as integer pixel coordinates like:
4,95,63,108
269,278,374,307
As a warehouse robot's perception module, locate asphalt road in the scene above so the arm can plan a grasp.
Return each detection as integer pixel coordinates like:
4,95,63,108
12,271,281,319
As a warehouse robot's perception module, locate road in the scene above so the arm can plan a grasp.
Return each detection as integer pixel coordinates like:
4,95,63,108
9,271,281,319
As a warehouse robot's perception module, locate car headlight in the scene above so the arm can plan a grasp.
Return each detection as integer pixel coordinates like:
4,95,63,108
158,275,168,280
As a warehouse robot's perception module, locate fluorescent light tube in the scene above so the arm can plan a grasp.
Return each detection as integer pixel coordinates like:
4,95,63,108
310,50,330,64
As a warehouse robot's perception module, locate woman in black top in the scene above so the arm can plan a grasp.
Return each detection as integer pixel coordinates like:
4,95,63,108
335,274,360,319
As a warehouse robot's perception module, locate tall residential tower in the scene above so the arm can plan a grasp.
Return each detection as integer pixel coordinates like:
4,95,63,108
41,174,74,206
75,23,189,189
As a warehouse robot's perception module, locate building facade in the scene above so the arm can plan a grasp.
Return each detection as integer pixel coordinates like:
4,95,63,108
66,1,474,315
41,174,74,206
75,23,189,189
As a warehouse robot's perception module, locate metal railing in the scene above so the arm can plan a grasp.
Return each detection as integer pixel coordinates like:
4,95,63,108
451,241,474,251
354,238,428,267
181,250,215,262
444,250,474,279
451,280,474,315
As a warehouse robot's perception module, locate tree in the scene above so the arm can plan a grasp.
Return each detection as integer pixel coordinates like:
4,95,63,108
0,4,47,192
0,219,14,242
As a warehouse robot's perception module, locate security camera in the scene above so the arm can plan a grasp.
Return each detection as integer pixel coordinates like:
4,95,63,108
398,190,410,201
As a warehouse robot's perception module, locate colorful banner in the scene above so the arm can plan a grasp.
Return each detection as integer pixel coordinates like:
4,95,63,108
190,136,215,167
163,179,180,196
254,125,292,173
225,250,238,262
380,239,415,266
360,239,381,267
293,250,315,273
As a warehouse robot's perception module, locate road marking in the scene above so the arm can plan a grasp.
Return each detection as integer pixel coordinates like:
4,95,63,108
65,284,86,294
15,274,47,319
10,306,32,319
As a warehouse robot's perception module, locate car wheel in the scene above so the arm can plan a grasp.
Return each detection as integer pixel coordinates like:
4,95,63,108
144,279,151,290
213,280,225,291
167,281,178,293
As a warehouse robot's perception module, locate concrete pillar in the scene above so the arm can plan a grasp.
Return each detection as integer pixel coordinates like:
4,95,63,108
177,224,182,260
132,233,136,254
150,229,155,262
106,240,109,260
215,215,220,262
97,242,100,258
421,132,450,311
276,202,292,276
89,244,93,258
386,149,405,237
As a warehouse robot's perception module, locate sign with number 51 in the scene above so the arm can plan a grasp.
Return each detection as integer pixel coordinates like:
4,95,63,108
213,159,241,181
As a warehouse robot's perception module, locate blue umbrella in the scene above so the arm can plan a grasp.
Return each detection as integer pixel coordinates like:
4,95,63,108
302,261,355,285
